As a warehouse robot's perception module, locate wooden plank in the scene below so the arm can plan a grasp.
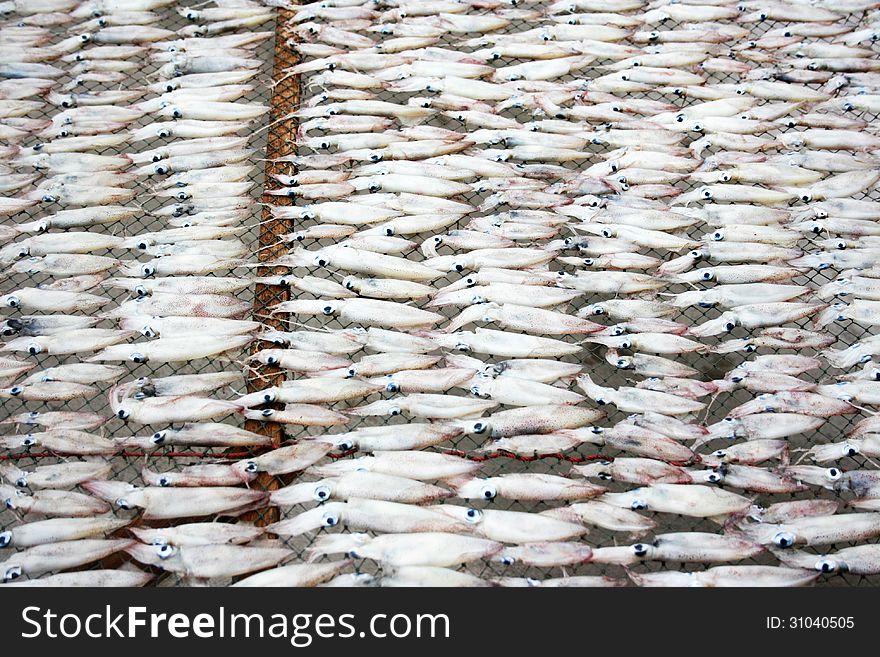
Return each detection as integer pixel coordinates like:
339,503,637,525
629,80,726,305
243,5,301,526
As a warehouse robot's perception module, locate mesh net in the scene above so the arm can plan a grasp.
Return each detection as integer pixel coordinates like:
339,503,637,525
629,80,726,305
1,1,880,586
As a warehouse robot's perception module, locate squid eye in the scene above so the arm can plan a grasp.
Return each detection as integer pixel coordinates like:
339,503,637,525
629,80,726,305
322,304,335,315
499,555,515,566
322,511,340,527
773,531,795,548
632,544,648,557
21,435,35,447
313,485,331,502
158,475,172,487
464,508,482,523
724,321,736,332
811,558,837,574
630,499,647,510
135,285,148,297
388,406,401,416
584,258,595,266
615,358,629,368
164,84,175,93
479,484,497,500
265,355,279,366
385,382,400,393
826,467,842,481
260,409,274,418
9,386,23,396
843,443,859,457
4,566,22,581
702,188,713,199
151,431,167,445
801,194,812,203
471,421,487,434
156,544,175,559
171,108,183,119
335,438,354,451
383,227,394,236
5,296,19,308
648,31,659,40
154,164,168,175
706,471,723,483
596,397,608,406
345,368,356,378
712,450,727,458
27,342,42,355
591,305,605,316
0,531,10,548
116,408,130,420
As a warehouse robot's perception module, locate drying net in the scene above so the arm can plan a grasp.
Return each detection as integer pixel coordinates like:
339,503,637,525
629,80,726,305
2,0,880,587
